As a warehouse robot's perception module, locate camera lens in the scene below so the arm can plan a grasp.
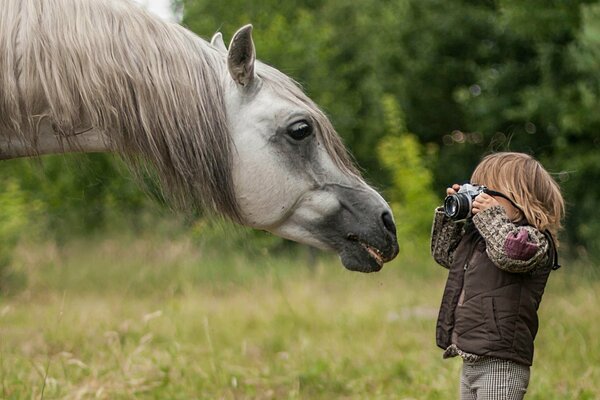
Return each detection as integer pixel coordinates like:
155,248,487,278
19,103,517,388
444,196,459,217
443,193,472,220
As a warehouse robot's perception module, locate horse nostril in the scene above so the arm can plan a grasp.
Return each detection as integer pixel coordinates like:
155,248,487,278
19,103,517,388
381,211,396,236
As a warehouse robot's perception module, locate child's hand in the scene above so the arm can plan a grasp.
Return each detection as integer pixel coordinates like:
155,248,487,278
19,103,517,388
446,184,461,196
472,192,500,215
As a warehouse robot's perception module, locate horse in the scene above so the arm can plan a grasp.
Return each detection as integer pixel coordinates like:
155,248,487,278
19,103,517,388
0,0,398,272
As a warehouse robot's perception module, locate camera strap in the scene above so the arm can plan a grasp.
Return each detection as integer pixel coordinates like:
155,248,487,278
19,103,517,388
544,230,561,270
483,189,524,215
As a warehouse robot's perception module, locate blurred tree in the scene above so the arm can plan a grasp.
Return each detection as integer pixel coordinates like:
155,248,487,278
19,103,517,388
557,2,600,256
0,178,42,294
0,155,152,242
1,0,598,260
377,95,439,244
389,0,600,256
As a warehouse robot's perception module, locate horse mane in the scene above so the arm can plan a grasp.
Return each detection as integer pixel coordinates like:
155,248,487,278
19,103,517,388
0,0,240,220
0,0,360,221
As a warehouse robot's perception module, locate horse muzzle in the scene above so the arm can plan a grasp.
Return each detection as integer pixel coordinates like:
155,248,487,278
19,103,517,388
313,184,399,272
339,210,399,272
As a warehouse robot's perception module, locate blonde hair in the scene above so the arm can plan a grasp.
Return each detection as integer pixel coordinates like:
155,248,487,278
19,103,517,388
471,152,565,239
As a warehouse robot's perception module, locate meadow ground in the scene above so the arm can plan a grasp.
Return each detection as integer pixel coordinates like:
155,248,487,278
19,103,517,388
1,232,599,399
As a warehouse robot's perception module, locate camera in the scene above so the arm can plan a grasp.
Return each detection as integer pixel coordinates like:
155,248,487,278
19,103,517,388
443,184,487,220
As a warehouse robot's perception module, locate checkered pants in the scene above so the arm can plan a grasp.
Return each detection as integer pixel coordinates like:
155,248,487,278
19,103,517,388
460,357,530,400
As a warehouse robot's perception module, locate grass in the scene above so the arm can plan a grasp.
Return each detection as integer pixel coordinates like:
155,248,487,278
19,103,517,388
0,232,599,399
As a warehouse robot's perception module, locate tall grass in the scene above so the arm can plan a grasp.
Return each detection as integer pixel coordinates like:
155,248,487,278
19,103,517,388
0,230,598,399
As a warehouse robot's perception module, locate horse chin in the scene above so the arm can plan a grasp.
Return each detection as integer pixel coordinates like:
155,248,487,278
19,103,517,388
339,246,385,273
337,232,399,273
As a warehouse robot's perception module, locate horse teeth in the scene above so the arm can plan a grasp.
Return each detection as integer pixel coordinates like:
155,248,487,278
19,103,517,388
360,242,384,264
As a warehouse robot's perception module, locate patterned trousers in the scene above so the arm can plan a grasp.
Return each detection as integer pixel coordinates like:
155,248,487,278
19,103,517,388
460,357,530,400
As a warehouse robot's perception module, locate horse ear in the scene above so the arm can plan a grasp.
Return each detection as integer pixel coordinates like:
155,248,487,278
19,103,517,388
210,32,227,52
227,24,256,87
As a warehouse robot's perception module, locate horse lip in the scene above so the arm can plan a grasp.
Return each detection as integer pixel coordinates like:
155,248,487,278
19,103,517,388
361,242,384,267
346,233,391,266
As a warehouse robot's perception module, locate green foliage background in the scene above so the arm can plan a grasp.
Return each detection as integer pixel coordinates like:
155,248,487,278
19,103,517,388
2,3,600,397
178,0,600,257
2,0,600,269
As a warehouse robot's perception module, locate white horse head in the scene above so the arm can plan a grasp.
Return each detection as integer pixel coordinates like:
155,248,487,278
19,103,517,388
212,26,398,271
0,0,398,272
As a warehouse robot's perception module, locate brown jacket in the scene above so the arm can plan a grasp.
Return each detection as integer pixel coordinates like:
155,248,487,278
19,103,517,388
431,206,557,366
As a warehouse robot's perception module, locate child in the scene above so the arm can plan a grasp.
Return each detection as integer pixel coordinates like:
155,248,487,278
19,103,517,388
430,152,565,400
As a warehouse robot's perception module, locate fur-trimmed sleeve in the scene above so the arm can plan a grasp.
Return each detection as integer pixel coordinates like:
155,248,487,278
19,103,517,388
472,205,550,273
430,207,464,269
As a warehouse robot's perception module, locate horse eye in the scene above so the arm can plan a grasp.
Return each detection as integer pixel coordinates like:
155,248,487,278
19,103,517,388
287,121,313,141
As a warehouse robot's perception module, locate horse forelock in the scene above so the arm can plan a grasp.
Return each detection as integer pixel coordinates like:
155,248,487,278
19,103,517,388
0,0,241,221
256,65,361,179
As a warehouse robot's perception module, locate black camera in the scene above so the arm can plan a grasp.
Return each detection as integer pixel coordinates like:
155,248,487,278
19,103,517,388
443,184,487,220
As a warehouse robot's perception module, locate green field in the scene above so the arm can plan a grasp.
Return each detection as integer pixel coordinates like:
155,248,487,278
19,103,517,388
1,233,599,399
